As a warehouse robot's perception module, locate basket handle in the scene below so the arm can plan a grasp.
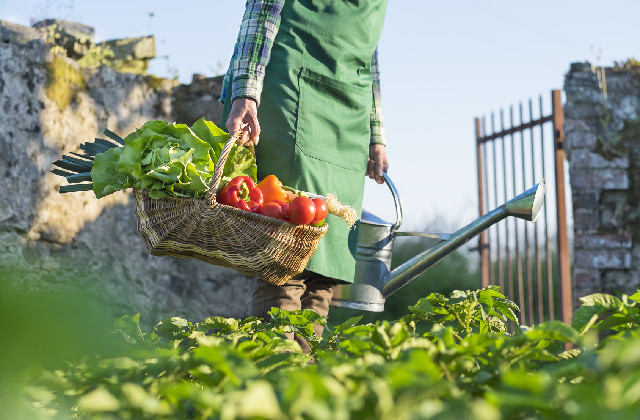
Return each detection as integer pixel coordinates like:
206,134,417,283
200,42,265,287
205,127,249,201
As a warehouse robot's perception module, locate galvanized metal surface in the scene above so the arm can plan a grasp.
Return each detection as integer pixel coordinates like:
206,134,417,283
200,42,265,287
330,173,401,311
331,171,545,312
382,182,544,298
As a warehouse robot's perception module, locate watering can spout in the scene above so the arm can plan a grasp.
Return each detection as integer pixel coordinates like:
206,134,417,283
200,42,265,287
330,176,546,312
381,180,546,298
503,179,546,222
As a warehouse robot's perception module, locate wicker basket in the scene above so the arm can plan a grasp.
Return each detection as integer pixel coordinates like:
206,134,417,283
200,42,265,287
134,132,328,286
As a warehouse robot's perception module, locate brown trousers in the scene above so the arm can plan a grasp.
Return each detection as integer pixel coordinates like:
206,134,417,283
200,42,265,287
249,271,338,353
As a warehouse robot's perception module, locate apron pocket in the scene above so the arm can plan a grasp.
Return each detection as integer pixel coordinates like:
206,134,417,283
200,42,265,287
295,67,370,171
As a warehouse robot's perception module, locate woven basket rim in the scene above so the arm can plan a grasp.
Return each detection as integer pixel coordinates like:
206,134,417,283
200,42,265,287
133,188,329,232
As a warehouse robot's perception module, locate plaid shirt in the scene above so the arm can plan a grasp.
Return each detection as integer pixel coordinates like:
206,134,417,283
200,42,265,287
221,0,386,146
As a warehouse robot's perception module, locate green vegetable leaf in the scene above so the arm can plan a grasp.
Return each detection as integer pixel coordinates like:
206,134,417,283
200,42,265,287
89,119,255,199
91,147,129,198
77,387,121,412
525,321,580,344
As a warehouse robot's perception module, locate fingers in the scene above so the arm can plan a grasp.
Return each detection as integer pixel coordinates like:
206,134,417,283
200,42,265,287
239,130,250,147
226,109,244,137
247,116,260,145
367,144,388,184
367,158,385,184
367,158,375,179
226,98,260,146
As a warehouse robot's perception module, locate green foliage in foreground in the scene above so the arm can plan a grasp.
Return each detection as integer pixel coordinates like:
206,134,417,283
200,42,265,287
7,287,640,420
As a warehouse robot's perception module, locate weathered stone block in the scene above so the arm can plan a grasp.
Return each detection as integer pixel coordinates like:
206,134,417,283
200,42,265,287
573,233,632,249
569,62,594,73
569,169,629,190
570,149,628,170
602,270,640,297
564,63,606,120
98,35,155,61
573,269,601,289
564,129,598,150
0,20,40,44
613,94,638,121
564,118,596,133
574,249,631,270
572,192,599,210
32,19,94,44
572,211,599,234
172,74,224,126
599,191,632,231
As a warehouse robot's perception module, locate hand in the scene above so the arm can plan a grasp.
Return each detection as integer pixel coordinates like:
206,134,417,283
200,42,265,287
226,98,260,146
367,144,388,184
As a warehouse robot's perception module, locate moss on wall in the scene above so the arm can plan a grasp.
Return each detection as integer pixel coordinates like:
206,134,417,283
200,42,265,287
45,56,86,111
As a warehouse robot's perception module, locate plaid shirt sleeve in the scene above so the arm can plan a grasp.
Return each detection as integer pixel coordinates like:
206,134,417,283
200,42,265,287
370,47,386,146
220,0,285,105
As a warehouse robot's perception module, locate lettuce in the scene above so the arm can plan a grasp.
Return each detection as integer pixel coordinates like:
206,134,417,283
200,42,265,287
90,118,257,199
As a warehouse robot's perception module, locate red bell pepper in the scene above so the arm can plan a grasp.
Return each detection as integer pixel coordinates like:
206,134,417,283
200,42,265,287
216,176,264,212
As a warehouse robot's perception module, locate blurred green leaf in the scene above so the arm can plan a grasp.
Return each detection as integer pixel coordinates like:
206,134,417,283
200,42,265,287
77,387,121,412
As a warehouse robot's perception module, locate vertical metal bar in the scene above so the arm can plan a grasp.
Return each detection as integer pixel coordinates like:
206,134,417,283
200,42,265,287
500,109,512,300
512,106,525,325
552,89,573,326
491,113,504,293
530,98,543,324
475,117,489,288
539,95,555,320
519,102,533,325
482,115,495,287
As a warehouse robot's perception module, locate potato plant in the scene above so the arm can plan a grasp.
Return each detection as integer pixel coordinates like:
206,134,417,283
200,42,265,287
9,287,640,419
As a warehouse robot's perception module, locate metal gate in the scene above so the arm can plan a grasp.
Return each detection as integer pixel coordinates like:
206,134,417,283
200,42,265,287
475,89,572,326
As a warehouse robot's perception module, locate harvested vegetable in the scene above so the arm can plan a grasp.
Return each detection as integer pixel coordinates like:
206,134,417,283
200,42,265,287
310,198,328,225
289,196,316,225
52,120,357,227
256,174,288,203
258,202,285,220
216,176,264,212
53,118,257,199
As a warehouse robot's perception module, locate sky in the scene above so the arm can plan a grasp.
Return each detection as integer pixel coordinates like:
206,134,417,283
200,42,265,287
1,0,639,232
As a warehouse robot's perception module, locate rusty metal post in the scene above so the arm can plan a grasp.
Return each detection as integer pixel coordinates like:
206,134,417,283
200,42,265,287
552,89,573,325
475,117,490,288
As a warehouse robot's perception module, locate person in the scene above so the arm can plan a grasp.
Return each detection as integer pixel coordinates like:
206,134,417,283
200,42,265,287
220,0,389,353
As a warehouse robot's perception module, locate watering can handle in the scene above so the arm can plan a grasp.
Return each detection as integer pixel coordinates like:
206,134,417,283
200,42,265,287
382,173,403,232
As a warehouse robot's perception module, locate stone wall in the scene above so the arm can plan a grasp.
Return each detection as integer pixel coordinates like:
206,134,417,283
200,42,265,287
564,61,640,302
0,20,251,328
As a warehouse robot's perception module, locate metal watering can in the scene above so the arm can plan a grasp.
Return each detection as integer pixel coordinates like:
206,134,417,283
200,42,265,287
331,174,546,312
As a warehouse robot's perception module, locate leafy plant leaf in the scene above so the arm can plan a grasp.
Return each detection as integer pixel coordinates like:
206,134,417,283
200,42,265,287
90,118,256,199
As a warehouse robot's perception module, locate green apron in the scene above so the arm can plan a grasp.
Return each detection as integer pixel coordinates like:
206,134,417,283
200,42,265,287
222,0,387,283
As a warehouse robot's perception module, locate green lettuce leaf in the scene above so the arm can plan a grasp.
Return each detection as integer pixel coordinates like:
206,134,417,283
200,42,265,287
90,118,256,199
91,147,130,199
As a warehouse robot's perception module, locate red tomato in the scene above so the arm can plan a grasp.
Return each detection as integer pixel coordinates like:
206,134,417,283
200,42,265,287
259,202,284,219
289,196,316,225
272,200,290,220
311,198,328,225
